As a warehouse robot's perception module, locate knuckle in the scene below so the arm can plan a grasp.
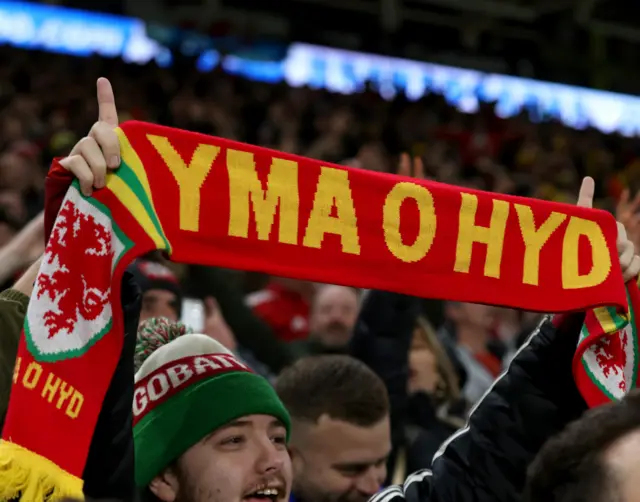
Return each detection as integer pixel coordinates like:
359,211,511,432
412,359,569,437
91,124,119,151
89,121,104,135
65,156,92,181
77,136,98,154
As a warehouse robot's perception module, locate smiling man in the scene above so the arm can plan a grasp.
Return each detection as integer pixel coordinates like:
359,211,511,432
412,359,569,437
275,355,392,502
134,334,293,502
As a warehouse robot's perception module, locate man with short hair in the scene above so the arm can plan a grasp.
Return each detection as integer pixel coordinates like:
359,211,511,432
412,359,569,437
275,355,391,502
310,286,359,351
135,334,293,502
290,286,360,358
525,389,640,502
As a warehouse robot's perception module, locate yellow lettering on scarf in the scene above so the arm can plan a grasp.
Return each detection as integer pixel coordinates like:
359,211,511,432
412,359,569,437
22,362,42,389
515,205,567,286
34,370,85,419
227,150,299,244
65,391,84,419
41,373,61,403
147,135,220,232
562,217,611,289
383,182,437,263
455,193,509,278
303,167,361,255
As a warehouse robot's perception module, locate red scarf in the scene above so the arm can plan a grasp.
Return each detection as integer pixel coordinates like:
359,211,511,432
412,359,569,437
0,121,629,499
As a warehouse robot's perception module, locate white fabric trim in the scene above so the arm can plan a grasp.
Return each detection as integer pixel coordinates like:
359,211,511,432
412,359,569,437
245,289,276,308
135,333,231,381
432,315,547,461
370,470,433,502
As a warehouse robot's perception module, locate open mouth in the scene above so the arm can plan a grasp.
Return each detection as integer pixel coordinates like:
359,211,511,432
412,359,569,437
244,486,283,502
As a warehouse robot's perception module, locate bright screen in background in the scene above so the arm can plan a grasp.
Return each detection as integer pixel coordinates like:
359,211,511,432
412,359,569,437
0,1,639,136
0,0,170,63
181,298,204,333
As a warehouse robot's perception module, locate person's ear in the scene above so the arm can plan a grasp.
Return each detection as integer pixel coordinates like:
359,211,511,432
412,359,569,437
149,467,180,502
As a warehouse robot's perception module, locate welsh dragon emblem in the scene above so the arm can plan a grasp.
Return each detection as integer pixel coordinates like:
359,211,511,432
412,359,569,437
26,186,115,361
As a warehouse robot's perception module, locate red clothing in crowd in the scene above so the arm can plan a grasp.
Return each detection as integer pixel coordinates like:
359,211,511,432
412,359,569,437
474,351,503,379
246,282,309,342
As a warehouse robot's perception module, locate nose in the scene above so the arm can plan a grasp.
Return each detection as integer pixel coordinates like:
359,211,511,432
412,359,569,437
254,438,286,475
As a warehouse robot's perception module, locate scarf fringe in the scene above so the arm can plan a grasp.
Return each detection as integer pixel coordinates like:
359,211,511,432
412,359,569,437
0,440,83,501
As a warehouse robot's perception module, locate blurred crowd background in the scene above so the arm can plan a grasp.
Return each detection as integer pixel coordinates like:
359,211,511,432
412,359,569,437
1,0,640,481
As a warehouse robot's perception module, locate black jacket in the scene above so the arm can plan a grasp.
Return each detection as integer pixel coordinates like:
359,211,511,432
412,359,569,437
368,313,588,502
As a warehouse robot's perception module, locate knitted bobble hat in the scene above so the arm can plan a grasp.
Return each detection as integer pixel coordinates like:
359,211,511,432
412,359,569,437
133,334,290,487
134,317,193,371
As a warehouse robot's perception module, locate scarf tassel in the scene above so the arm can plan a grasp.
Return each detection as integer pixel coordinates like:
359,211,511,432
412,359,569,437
0,440,83,501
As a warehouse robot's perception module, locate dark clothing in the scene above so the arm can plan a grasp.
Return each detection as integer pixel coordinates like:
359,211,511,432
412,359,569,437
288,337,350,360
83,270,141,501
350,291,465,479
369,313,588,502
0,289,30,431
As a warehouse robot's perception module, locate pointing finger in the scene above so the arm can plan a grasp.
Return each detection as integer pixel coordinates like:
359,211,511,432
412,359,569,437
96,77,118,127
577,176,595,209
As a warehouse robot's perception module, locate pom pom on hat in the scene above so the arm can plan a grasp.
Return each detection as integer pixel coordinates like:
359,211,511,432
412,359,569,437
135,317,193,371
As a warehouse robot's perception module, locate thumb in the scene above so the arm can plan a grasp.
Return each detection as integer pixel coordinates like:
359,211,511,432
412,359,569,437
204,296,219,317
577,176,595,209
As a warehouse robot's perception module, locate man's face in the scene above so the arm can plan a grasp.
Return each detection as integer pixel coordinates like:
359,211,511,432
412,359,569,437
141,289,179,323
151,414,293,502
310,286,359,349
290,415,391,502
448,302,495,331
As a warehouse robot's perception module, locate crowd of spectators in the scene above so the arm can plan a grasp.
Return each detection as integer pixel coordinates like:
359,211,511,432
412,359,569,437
1,44,640,484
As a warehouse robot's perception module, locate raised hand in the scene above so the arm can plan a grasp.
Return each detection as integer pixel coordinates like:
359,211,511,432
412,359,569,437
398,152,426,179
59,77,121,196
578,177,640,282
616,187,640,253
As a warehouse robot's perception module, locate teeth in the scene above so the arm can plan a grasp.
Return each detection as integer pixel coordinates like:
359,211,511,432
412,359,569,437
255,488,279,496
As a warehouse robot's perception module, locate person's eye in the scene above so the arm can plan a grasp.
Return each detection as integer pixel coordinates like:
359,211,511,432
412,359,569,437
271,434,287,445
220,435,244,446
337,466,366,477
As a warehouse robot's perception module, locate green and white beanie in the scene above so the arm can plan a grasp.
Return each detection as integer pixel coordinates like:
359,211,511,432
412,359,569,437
133,334,291,487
